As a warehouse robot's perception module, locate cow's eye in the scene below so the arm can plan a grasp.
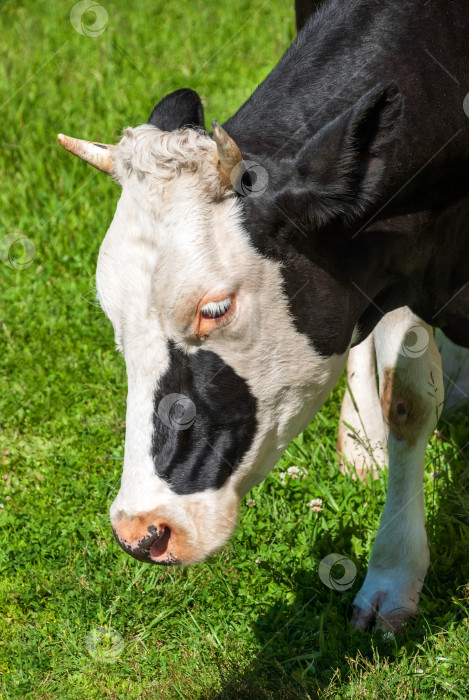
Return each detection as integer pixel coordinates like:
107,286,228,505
196,294,236,336
200,296,232,319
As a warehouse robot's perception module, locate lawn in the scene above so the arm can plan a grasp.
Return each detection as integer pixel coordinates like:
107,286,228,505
1,1,469,698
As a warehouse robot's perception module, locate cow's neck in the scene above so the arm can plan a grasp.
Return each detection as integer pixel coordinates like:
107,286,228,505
225,0,468,193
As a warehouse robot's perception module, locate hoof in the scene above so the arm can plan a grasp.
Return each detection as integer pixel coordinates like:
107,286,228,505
352,590,416,633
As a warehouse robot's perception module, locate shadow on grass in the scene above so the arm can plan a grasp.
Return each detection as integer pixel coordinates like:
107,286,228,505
205,415,469,699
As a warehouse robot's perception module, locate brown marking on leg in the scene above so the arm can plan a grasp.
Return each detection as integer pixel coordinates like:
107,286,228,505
380,367,433,444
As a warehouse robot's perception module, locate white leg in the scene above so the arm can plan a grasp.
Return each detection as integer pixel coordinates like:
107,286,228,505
435,329,469,416
338,332,388,480
353,307,444,632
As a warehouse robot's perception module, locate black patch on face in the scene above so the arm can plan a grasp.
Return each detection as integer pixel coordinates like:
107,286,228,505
151,342,257,495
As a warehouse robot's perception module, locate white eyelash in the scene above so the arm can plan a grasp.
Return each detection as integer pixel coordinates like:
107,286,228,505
200,296,232,319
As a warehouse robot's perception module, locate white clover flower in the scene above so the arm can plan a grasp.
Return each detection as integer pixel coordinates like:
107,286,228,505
246,498,256,507
382,630,395,643
255,557,262,564
307,498,323,512
287,466,301,476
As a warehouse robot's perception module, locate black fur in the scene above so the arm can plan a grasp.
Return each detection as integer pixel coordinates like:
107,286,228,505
295,0,323,32
221,0,469,351
151,343,257,495
147,88,204,131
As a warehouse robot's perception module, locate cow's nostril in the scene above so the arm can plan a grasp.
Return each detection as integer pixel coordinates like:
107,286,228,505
149,525,171,560
111,516,178,564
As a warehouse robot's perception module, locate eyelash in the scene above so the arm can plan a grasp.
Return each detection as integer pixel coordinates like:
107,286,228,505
200,296,232,320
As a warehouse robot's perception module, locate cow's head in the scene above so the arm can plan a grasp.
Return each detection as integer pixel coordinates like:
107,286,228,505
59,84,401,565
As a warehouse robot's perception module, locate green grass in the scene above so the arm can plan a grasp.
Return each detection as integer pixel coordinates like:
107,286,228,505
1,1,469,697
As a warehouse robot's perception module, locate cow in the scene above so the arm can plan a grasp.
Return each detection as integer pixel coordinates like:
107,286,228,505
57,0,469,632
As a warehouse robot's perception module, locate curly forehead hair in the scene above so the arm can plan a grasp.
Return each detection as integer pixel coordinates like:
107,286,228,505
113,124,227,197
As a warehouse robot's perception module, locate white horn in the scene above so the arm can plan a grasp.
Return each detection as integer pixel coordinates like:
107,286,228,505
57,134,116,175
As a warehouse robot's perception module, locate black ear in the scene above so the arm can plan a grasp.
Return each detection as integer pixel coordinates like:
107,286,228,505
147,88,205,131
275,82,403,225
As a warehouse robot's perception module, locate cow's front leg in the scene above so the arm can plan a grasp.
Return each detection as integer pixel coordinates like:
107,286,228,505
352,308,444,632
338,331,388,480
